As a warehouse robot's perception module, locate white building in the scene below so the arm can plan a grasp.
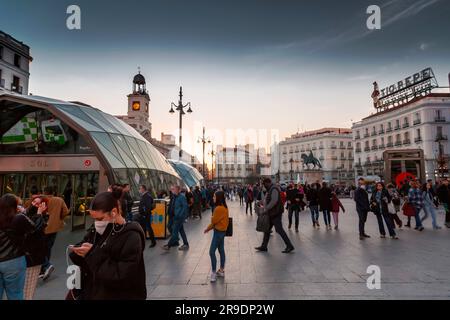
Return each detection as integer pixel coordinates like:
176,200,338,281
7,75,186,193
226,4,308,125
0,30,33,95
215,144,258,184
353,92,450,182
275,128,354,184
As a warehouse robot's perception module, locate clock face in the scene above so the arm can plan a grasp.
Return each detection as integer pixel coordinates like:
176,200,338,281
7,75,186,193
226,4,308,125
132,101,140,111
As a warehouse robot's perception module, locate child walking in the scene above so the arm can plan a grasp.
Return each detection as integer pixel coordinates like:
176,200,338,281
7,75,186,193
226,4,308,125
331,192,345,230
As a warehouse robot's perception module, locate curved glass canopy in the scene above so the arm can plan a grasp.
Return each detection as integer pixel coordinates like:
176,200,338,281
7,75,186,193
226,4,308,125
0,92,182,197
168,159,204,188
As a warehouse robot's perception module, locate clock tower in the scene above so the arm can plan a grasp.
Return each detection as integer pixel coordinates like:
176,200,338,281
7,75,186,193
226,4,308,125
119,69,152,138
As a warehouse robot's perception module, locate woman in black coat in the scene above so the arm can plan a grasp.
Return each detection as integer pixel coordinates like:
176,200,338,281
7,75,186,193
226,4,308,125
318,182,333,230
370,182,398,239
23,196,49,300
69,191,146,300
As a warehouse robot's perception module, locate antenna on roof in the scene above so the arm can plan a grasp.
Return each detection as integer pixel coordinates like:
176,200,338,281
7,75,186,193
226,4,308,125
138,66,141,74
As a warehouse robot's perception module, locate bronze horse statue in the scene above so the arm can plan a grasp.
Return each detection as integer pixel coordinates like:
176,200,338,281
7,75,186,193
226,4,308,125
301,151,322,169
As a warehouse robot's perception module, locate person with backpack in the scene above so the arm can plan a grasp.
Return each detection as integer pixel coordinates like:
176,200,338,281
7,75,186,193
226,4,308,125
386,184,402,228
330,192,345,230
255,178,294,254
163,185,189,251
204,190,229,283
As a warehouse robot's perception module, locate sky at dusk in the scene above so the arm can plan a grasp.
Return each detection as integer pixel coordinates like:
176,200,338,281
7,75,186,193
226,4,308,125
1,0,450,163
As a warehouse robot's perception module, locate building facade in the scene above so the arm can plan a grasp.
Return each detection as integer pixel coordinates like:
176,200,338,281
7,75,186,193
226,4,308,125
0,30,33,95
275,128,354,185
353,93,450,182
215,144,258,184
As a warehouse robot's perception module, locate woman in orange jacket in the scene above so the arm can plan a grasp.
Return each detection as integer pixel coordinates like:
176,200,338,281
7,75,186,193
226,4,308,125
204,190,229,283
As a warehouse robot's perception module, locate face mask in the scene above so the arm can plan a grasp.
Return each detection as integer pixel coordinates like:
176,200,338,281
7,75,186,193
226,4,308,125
360,185,366,190
94,220,111,235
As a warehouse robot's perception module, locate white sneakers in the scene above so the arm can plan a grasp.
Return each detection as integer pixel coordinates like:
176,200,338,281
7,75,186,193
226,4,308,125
210,270,225,282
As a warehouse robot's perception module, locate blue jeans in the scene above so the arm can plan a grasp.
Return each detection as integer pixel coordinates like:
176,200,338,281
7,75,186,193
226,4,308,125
126,211,133,222
0,256,27,300
322,209,331,226
422,204,438,228
209,230,226,272
42,233,57,271
168,220,188,247
310,205,319,224
413,207,423,228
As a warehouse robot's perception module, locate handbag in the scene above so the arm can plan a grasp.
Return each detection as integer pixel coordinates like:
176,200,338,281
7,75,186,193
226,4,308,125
256,213,271,233
402,202,416,217
225,217,233,237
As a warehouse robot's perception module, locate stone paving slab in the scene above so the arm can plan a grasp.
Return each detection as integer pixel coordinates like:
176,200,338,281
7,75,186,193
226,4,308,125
33,199,450,300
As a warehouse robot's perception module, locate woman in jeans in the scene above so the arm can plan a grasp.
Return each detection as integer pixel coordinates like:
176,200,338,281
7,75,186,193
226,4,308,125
370,182,398,239
204,191,229,283
0,194,35,300
422,182,442,230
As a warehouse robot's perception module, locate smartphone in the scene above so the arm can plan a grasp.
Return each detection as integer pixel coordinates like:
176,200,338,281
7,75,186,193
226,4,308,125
69,244,82,248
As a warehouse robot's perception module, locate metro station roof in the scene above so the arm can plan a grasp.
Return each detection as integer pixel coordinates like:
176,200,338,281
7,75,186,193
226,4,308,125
168,159,204,188
0,91,181,185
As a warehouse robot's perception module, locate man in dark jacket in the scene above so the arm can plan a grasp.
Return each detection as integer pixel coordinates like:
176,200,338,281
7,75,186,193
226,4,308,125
286,184,300,231
437,178,450,228
255,178,294,253
123,184,134,222
354,178,371,240
164,185,189,251
306,183,320,227
138,185,156,248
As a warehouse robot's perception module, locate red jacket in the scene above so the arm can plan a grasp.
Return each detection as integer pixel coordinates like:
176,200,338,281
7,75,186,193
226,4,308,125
280,191,287,206
331,197,345,213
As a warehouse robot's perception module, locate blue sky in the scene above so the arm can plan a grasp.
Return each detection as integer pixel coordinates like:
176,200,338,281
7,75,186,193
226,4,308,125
1,0,450,160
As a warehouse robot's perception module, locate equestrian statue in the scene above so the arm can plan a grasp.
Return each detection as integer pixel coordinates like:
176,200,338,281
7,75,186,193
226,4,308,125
301,151,322,169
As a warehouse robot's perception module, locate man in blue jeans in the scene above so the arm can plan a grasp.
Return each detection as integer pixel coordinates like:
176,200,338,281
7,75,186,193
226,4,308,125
163,185,189,251
408,180,425,231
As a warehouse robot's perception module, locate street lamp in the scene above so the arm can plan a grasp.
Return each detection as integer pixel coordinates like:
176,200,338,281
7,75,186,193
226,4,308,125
289,158,294,181
209,143,217,184
169,86,193,159
197,126,211,179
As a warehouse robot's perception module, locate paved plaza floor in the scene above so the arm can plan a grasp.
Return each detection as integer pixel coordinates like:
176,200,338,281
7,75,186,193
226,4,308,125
34,198,450,300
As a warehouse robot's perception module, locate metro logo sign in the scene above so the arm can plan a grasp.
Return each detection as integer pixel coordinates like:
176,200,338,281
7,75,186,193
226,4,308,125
84,159,92,167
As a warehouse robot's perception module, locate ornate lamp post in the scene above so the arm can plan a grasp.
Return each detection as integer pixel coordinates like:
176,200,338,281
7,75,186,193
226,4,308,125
197,126,211,179
209,143,217,184
169,86,192,159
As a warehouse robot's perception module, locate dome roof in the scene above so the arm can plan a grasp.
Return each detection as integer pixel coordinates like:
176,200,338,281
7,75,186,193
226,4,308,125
133,73,146,85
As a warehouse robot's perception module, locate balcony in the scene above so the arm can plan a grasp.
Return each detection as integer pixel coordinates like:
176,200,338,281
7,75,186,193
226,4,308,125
300,149,305,153
340,156,347,160
348,155,354,160
11,84,23,94
386,127,393,133
378,144,385,149
330,145,337,149
319,145,324,149
394,125,401,131
436,134,448,141
282,151,287,155
364,133,370,138
331,156,338,160
386,142,393,147
289,150,293,154
414,137,422,143
371,146,378,150
402,123,410,128
364,147,370,152
403,139,411,145
395,141,402,146
355,148,362,153
435,116,446,123
355,135,361,140
378,129,385,134
312,146,317,150
371,131,377,136
294,149,299,153
413,119,421,125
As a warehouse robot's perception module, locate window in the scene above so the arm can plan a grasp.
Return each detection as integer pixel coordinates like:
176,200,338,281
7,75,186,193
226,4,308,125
396,119,400,128
365,141,369,148
348,141,352,147
387,122,392,129
436,110,442,118
372,139,377,146
437,126,443,136
381,137,385,144
14,54,21,68
0,46,3,59
388,136,392,143
12,76,20,92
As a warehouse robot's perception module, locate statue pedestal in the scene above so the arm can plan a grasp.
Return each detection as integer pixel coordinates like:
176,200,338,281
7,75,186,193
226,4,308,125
302,170,323,184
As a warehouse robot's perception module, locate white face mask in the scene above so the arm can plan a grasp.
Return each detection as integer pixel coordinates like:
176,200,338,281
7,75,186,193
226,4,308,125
94,220,111,235
360,185,366,190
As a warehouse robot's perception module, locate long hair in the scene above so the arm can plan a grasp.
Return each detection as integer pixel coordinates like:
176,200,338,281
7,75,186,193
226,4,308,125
90,191,121,213
214,190,228,209
0,193,19,229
